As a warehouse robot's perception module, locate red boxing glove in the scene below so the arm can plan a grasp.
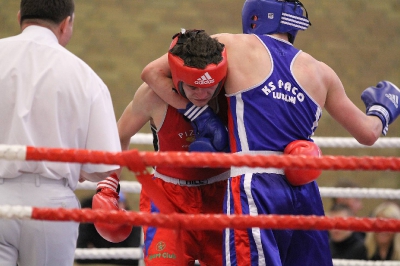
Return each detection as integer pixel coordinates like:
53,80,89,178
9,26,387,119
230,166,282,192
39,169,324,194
92,173,133,243
283,140,322,186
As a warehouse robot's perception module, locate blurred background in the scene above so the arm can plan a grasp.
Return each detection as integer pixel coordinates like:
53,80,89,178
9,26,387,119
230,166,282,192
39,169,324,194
1,0,400,217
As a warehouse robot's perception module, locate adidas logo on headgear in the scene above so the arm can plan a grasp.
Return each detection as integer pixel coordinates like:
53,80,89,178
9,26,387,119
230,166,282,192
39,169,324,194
385,93,399,109
195,72,215,85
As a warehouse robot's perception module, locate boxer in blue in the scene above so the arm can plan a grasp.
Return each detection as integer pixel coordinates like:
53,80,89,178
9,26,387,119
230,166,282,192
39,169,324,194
141,1,400,265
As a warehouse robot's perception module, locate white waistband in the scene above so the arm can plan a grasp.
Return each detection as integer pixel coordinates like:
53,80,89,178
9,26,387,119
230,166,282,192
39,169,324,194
231,150,284,176
153,170,230,187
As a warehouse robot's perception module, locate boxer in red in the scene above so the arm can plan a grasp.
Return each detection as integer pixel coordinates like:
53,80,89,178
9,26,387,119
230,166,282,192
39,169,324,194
116,29,230,265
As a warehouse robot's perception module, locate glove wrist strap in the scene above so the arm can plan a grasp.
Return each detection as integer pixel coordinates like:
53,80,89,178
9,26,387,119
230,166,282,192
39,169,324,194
97,174,120,192
367,105,389,135
178,102,209,121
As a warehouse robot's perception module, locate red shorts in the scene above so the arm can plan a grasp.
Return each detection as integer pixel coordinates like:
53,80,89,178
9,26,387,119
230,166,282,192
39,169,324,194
140,177,227,266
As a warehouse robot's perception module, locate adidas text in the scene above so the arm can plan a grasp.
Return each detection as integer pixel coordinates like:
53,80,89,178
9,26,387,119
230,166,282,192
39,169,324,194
195,72,215,85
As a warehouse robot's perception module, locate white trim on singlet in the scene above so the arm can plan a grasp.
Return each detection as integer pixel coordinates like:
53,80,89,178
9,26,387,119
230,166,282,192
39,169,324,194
244,173,265,264
153,169,230,187
235,93,250,152
224,181,232,265
231,150,284,177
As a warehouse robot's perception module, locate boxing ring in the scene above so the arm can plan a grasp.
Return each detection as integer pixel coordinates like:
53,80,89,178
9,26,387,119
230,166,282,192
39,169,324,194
1,135,400,266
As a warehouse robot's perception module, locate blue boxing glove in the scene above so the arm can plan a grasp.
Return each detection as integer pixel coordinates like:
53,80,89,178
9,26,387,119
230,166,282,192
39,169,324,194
361,80,400,135
178,102,229,152
189,137,220,152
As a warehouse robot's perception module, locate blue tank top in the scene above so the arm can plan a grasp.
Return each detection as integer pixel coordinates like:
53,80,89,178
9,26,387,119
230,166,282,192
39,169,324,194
227,34,322,153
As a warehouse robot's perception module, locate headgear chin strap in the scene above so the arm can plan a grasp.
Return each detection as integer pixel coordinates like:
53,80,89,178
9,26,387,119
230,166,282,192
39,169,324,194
242,0,311,43
168,29,228,99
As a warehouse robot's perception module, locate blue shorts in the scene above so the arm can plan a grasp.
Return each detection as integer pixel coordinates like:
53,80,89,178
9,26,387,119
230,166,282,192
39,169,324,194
223,173,333,266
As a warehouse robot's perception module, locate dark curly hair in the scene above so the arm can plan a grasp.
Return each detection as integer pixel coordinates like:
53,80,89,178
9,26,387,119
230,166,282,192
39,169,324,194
169,29,225,69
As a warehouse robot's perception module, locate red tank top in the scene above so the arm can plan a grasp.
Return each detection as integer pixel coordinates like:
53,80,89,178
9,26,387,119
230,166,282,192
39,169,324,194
154,105,229,181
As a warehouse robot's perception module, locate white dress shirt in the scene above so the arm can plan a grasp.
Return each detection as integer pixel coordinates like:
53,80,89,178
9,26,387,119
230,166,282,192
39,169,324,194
0,26,121,189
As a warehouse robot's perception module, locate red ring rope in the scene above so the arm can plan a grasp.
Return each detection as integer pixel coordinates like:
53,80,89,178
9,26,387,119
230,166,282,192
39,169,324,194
24,146,400,171
31,207,400,232
2,145,399,233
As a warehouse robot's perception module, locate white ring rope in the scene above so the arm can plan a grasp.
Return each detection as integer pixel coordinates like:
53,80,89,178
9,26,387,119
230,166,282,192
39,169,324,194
331,261,400,266
312,137,400,149
77,182,400,199
78,180,143,194
130,133,154,145
319,187,400,199
73,249,400,265
129,134,400,148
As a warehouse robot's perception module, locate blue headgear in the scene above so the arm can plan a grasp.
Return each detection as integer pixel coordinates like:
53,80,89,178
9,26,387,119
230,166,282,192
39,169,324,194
242,0,311,43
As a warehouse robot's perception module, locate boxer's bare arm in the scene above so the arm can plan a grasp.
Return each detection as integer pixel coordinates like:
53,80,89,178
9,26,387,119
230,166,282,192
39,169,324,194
118,82,167,151
141,54,189,109
320,63,382,145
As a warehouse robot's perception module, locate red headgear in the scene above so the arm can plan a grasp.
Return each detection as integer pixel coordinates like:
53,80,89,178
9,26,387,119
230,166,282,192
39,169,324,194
168,29,228,99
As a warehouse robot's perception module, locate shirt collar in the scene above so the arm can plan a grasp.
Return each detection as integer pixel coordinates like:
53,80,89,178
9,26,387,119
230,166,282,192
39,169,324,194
21,25,59,44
